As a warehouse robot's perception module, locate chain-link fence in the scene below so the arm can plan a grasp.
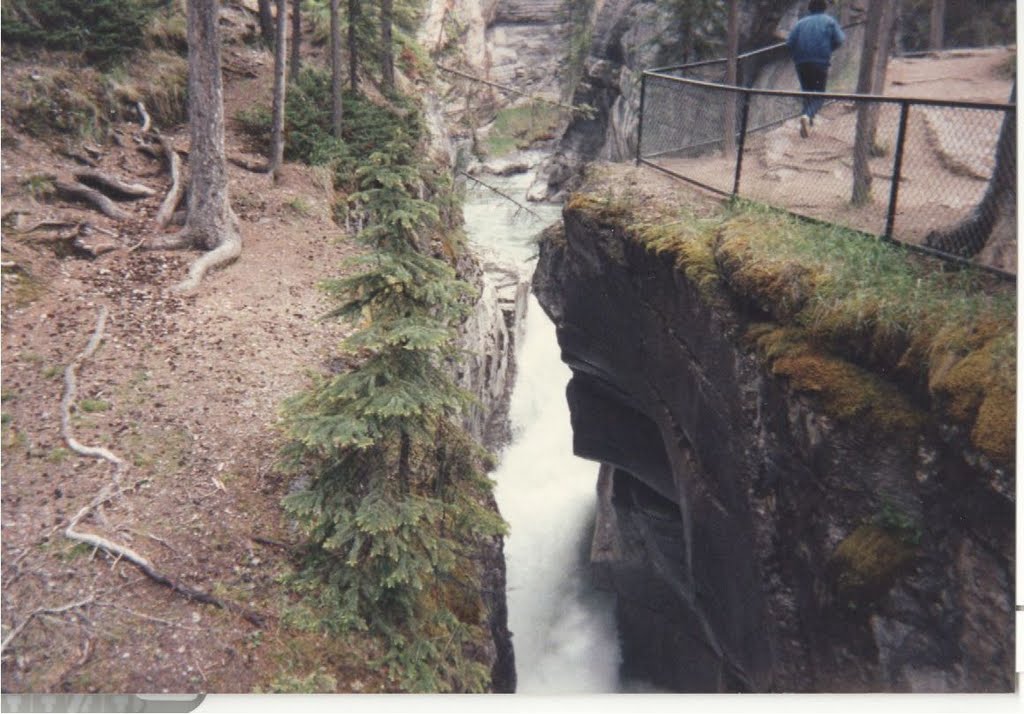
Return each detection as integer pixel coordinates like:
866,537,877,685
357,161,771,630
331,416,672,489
636,61,1016,277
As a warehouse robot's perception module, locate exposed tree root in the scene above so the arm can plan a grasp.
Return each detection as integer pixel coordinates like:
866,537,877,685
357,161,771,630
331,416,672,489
58,307,267,628
0,596,96,655
154,135,185,229
136,101,152,134
228,155,270,173
74,170,156,200
171,228,242,294
54,181,130,221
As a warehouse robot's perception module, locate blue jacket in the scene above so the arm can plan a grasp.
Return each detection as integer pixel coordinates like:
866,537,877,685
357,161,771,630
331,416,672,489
787,12,844,66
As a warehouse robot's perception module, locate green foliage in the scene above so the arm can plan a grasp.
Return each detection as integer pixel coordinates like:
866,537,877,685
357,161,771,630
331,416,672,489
900,0,1015,52
280,75,503,691
484,103,564,158
234,69,425,193
1,0,160,67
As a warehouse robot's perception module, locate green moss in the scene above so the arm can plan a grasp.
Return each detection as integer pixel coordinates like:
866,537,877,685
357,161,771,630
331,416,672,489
483,103,563,158
751,326,924,433
78,398,110,413
829,525,917,602
635,217,722,300
568,193,1015,466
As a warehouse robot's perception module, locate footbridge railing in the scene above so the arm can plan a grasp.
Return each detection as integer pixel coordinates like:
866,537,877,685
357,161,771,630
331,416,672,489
636,52,1016,279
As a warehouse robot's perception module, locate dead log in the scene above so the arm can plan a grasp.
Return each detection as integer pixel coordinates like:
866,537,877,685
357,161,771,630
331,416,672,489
74,170,156,200
54,181,130,221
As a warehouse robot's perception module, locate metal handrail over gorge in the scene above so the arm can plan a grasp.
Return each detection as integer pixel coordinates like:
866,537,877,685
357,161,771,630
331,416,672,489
635,44,1017,280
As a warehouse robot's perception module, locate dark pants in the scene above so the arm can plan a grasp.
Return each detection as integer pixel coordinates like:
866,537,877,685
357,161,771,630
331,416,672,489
795,62,829,120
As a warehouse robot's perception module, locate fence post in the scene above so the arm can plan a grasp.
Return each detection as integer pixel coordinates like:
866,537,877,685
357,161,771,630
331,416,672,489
884,101,910,240
636,72,648,166
732,89,751,197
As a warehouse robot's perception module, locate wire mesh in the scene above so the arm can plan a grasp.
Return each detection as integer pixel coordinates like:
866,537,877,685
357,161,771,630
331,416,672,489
638,72,1016,277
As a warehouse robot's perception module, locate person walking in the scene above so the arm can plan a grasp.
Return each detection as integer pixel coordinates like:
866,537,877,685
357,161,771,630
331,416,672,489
787,0,845,137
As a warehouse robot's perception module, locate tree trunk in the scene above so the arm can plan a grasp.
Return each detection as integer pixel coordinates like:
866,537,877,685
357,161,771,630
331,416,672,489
865,0,898,149
348,0,361,90
380,0,394,93
925,84,1016,258
330,0,343,138
257,0,274,48
722,0,739,157
269,0,288,179
289,0,301,82
851,0,885,206
929,0,945,51
177,0,240,291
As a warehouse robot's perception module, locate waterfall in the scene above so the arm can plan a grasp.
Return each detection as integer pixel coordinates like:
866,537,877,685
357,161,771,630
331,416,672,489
463,162,622,693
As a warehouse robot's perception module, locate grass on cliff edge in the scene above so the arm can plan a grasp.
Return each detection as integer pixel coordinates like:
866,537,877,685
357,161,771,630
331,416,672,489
568,193,1016,466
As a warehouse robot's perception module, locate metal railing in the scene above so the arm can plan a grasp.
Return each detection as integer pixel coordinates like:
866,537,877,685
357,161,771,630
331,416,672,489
636,54,1016,279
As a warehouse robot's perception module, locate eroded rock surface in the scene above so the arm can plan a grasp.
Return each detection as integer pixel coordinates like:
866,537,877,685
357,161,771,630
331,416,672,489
533,192,1014,692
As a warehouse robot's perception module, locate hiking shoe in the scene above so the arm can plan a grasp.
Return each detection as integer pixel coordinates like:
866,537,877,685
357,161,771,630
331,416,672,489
799,115,810,138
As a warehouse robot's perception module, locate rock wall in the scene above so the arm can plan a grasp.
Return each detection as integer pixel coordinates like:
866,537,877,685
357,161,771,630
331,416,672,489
528,0,799,201
532,196,1015,692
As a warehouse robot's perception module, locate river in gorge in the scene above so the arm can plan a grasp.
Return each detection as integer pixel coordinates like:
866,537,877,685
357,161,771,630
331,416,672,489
462,160,622,694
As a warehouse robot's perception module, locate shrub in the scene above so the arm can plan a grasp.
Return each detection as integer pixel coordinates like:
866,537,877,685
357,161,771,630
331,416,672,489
1,0,160,67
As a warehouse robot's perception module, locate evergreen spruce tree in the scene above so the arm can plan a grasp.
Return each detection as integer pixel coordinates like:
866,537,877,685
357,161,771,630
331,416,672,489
281,120,505,692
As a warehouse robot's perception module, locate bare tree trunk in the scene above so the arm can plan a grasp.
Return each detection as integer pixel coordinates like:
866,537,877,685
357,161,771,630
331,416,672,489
348,0,361,90
851,0,885,205
925,83,1016,257
722,0,739,157
177,0,240,291
865,0,898,150
380,0,394,93
257,0,274,48
289,0,301,82
269,0,288,179
330,0,344,138
929,0,945,51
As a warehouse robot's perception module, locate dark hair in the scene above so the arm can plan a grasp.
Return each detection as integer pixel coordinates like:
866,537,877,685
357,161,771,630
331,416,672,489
809,0,827,11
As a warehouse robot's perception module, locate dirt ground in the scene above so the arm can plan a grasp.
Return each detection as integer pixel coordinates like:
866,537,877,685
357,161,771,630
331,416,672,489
0,5,392,694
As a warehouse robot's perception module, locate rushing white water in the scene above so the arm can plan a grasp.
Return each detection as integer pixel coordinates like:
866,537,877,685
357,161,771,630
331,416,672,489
463,163,622,694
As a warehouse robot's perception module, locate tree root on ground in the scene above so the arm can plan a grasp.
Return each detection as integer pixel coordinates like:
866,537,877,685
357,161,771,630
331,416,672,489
74,170,156,200
153,134,185,229
58,307,267,628
54,181,131,221
171,229,242,294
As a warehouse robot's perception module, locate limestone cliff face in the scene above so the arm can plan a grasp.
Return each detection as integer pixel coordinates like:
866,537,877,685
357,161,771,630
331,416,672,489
532,190,1014,692
528,0,799,201
453,251,528,693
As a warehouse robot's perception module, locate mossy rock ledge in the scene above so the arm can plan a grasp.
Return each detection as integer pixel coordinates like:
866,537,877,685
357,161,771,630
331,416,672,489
533,166,1014,693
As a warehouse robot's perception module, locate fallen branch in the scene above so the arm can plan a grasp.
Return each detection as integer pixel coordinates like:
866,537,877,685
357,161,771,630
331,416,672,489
154,135,185,229
54,181,130,221
458,171,544,221
436,63,594,117
0,596,95,655
74,170,156,200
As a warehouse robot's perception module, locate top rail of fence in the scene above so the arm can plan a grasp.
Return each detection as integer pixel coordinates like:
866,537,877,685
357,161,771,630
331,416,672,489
647,20,865,76
641,71,1016,112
